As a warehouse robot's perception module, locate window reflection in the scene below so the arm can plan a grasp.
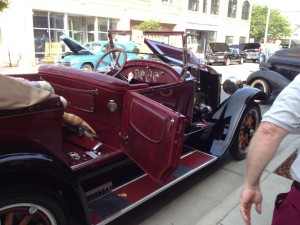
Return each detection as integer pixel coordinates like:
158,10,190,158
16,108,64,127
241,1,250,20
202,0,207,13
33,10,119,62
188,0,199,11
210,0,219,15
227,0,237,18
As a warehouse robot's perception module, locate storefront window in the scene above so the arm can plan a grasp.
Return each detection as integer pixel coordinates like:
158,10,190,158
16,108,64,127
33,11,48,28
33,11,65,62
98,18,118,41
109,19,118,30
33,11,119,61
50,13,64,29
87,17,95,42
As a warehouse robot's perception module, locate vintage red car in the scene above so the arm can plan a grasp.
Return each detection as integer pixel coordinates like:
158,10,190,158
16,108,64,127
0,30,265,225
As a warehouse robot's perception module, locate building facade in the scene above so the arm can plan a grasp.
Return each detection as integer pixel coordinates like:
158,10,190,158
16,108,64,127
0,0,253,67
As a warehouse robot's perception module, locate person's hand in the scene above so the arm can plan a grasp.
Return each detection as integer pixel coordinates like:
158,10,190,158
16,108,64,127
240,185,262,225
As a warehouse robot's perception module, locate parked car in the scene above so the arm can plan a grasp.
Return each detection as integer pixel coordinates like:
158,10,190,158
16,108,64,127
206,43,245,66
54,34,140,71
229,43,260,62
246,46,300,104
0,30,265,225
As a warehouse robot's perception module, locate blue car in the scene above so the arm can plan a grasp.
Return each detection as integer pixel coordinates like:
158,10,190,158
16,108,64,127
54,35,140,71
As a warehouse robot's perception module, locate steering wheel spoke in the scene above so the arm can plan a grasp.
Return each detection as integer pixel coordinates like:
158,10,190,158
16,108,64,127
94,48,127,78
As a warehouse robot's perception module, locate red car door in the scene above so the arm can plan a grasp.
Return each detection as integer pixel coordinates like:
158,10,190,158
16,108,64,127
121,91,186,183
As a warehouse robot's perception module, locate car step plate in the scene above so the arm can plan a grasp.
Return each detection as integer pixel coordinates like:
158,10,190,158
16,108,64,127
88,150,217,225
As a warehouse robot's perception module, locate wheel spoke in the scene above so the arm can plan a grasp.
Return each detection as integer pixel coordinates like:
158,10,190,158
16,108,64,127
115,51,121,61
18,214,33,225
101,60,110,67
5,212,13,225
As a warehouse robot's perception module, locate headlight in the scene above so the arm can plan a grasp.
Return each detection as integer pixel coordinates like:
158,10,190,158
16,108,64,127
223,76,243,94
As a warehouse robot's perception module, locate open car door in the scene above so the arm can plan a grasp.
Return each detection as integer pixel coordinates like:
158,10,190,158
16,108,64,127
122,91,186,183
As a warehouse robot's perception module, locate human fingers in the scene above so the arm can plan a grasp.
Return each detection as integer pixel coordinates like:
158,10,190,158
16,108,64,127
240,201,251,225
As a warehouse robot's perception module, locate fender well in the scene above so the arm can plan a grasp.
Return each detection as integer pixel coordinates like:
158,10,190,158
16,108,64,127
246,69,291,90
210,87,265,156
0,152,90,225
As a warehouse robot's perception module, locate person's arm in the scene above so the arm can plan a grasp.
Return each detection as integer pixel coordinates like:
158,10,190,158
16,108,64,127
240,121,288,225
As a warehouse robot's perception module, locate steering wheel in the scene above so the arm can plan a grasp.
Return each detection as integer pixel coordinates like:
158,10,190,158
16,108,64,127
93,48,127,78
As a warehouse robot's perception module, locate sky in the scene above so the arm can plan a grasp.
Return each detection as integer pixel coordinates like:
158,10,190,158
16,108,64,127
253,0,299,12
253,0,300,25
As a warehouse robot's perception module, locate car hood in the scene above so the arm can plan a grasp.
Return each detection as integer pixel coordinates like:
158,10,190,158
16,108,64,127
144,38,202,67
209,43,230,52
60,34,94,55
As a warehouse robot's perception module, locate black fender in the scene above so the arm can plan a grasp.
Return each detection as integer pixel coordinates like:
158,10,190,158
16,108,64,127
209,87,266,157
246,69,291,96
0,152,91,225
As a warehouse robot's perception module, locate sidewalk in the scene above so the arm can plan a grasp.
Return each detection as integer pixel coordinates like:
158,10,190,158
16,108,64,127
130,133,300,225
0,65,38,74
196,134,300,225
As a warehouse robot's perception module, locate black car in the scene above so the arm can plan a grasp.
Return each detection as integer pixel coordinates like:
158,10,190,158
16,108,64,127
206,43,245,66
229,43,260,62
246,46,300,104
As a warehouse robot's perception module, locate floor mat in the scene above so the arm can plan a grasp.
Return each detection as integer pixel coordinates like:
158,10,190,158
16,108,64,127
88,192,130,218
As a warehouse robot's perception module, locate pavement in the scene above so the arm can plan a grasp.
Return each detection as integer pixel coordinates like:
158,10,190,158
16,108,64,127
122,133,300,225
196,134,300,225
0,64,39,74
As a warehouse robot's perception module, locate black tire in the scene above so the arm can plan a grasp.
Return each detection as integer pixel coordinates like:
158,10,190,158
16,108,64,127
80,63,93,71
249,78,271,104
0,186,68,225
229,103,261,160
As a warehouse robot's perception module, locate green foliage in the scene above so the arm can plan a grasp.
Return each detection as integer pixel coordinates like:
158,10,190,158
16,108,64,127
0,0,9,12
132,20,162,31
250,5,292,42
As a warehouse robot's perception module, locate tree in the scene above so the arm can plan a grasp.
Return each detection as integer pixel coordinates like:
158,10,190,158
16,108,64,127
0,0,9,12
132,20,162,31
250,5,292,42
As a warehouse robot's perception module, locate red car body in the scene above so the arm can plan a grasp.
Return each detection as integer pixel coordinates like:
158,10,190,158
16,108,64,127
0,30,265,225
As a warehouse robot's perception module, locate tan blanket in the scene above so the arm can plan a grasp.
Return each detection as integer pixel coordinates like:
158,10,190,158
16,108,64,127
0,75,51,110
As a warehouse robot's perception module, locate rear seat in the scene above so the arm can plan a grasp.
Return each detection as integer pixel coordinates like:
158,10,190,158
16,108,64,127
37,65,147,149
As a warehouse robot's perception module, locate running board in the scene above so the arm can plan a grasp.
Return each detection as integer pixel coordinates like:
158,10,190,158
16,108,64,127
88,150,217,225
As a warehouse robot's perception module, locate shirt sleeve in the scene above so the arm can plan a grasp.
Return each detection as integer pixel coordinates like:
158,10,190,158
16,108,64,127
262,74,300,132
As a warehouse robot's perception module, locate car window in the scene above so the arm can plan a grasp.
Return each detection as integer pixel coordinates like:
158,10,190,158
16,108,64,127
230,48,237,54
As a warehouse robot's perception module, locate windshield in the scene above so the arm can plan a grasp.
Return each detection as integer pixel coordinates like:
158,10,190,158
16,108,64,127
108,30,185,61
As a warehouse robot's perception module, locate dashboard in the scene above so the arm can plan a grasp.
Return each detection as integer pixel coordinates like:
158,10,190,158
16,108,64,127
121,60,181,85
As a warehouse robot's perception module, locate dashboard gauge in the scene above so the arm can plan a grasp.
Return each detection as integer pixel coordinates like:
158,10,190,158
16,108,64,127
139,70,145,80
128,72,134,82
145,69,152,82
153,72,160,82
134,69,139,79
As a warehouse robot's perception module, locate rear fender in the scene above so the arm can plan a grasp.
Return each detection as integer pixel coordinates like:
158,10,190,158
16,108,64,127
209,87,266,156
0,152,91,225
246,69,291,92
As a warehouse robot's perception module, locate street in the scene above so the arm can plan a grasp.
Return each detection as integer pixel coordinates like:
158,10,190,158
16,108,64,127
210,61,260,84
